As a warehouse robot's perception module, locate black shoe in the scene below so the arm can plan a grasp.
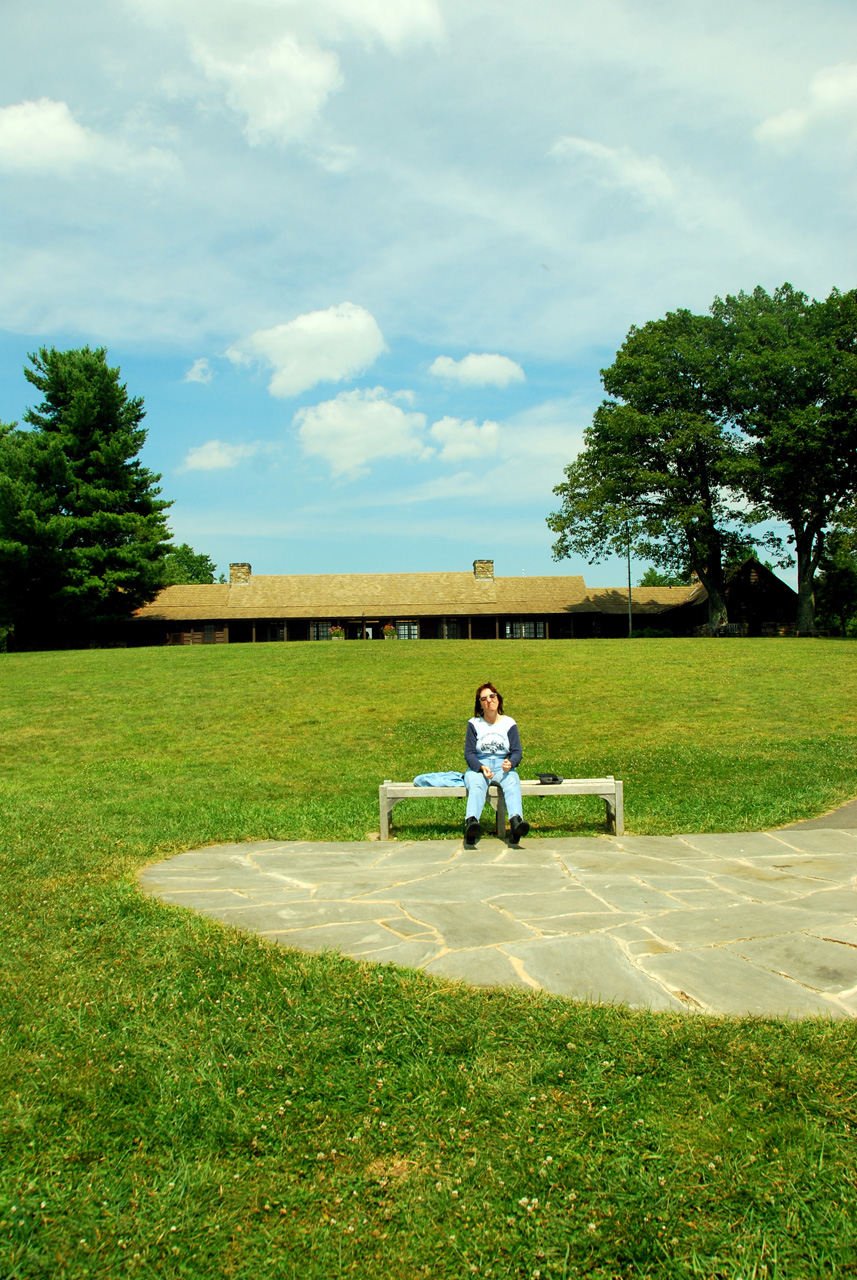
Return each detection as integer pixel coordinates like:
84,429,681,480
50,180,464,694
509,815,530,845
464,818,481,846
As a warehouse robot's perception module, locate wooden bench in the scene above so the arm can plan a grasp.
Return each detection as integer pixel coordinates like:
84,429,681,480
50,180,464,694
378,777,624,840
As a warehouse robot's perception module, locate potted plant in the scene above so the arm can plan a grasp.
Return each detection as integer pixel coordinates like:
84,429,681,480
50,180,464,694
329,625,345,640
382,623,397,640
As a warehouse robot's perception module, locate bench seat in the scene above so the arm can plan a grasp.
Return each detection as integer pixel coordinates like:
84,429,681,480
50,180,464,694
378,777,623,840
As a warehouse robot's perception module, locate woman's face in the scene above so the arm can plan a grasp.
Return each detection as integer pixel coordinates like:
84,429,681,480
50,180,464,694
478,687,499,716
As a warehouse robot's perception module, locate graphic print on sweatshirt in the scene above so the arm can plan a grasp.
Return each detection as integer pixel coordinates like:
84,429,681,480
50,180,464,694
470,715,516,757
478,730,510,755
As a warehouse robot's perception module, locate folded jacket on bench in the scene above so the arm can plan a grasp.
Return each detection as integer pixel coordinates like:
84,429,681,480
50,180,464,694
413,771,466,786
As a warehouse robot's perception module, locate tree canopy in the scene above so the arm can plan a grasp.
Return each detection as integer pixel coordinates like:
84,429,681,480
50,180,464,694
547,309,750,631
548,284,857,632
637,567,693,587
161,543,219,585
712,284,857,631
0,347,172,647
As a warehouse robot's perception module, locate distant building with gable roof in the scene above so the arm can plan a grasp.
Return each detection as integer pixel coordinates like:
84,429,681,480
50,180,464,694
127,557,797,644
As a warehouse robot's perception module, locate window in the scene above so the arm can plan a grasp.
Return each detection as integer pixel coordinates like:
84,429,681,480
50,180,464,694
204,623,215,644
310,622,333,640
504,620,545,639
396,621,419,640
445,619,460,639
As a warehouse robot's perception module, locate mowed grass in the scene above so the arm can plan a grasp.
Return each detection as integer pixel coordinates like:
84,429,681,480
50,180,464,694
1,638,857,1279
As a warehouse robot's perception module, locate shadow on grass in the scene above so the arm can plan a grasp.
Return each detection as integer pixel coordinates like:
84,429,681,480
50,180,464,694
387,818,609,842
384,796,613,842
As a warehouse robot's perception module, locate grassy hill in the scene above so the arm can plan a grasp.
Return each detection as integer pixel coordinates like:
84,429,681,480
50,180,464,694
2,640,856,1278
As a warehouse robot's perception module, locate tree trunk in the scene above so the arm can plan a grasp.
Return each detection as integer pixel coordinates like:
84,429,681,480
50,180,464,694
692,546,728,632
795,543,817,633
688,519,729,634
702,576,729,634
691,564,729,632
792,522,826,633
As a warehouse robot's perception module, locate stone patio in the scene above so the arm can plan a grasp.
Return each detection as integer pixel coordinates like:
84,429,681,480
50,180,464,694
139,826,857,1018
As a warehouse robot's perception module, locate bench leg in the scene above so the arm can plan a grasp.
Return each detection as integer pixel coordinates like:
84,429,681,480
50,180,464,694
494,785,507,837
602,783,624,836
379,785,390,840
604,795,615,835
614,780,624,836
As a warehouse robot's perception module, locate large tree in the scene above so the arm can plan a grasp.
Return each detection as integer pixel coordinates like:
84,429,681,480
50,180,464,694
547,309,751,631
161,542,219,585
637,566,693,587
712,283,857,632
813,504,857,636
815,531,857,636
0,347,172,647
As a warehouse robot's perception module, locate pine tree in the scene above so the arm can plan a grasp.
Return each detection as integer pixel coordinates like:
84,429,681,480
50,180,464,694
0,347,172,647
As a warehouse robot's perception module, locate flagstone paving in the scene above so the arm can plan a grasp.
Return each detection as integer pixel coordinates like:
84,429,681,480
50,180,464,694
139,828,857,1018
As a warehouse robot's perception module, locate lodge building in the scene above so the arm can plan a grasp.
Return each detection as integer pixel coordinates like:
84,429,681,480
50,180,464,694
129,557,799,644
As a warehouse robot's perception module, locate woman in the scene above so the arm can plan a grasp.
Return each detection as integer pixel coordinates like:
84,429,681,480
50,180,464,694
464,681,530,845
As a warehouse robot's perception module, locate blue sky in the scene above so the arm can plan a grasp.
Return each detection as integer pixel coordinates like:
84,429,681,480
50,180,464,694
1,0,855,585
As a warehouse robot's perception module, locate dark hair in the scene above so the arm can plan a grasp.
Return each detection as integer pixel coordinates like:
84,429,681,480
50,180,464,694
474,681,504,717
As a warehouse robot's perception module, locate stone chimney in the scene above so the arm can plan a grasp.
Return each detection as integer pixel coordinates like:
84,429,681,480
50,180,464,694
229,563,252,585
473,559,494,580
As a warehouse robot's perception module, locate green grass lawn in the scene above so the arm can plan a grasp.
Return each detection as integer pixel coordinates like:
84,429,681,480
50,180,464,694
2,639,857,1278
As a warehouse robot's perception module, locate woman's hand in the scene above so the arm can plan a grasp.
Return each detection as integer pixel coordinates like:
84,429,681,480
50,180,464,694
481,765,493,779
502,759,512,772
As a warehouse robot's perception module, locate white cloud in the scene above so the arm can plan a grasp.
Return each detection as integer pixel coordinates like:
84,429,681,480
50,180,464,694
429,415,500,462
756,63,857,144
227,302,386,398
295,387,428,477
316,0,444,49
479,398,589,502
429,353,525,387
313,141,359,172
360,470,478,506
184,357,213,384
191,36,343,146
0,99,93,173
1,1,852,390
333,397,586,507
550,135,675,206
128,0,443,49
130,0,443,146
390,397,590,507
180,439,260,470
0,98,177,177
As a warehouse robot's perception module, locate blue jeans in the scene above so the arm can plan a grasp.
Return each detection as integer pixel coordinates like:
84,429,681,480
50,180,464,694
465,758,523,821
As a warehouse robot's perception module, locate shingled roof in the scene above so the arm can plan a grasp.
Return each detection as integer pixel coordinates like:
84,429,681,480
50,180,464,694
133,569,704,621
584,582,707,615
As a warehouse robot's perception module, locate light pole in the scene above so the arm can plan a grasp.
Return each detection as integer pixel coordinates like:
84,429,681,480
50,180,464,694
626,521,633,638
